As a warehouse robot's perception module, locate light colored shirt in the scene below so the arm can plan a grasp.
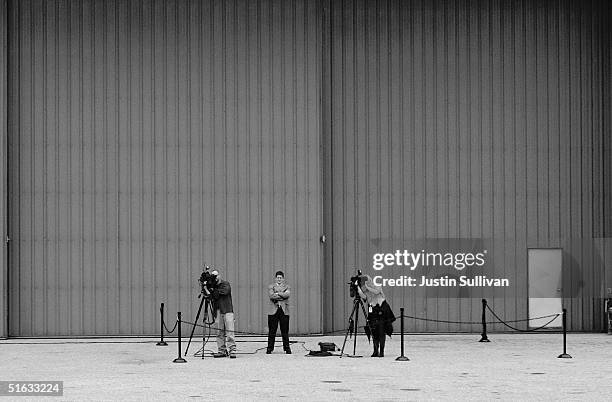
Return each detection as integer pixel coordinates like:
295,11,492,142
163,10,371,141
358,283,385,307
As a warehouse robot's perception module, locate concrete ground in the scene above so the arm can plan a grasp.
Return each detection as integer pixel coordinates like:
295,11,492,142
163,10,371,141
1,333,611,401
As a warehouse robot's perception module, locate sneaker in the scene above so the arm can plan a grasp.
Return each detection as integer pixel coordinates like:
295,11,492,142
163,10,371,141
284,349,292,354
213,351,228,358
266,349,272,354
229,352,237,359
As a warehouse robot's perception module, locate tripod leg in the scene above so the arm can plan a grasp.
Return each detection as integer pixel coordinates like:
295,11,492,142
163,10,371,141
340,301,359,357
201,300,208,358
359,300,375,339
186,296,206,356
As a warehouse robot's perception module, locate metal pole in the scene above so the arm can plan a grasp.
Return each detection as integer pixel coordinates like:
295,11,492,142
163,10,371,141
156,303,168,346
395,308,409,361
606,297,612,335
557,308,572,358
479,299,490,342
353,301,358,356
173,312,187,363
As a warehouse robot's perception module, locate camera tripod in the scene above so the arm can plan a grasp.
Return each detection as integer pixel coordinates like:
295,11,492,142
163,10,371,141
185,293,216,357
340,295,373,358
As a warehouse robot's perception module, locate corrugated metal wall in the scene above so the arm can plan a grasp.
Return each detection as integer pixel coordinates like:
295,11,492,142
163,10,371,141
604,1,612,304
0,0,8,339
323,0,611,332
4,0,610,337
7,0,322,336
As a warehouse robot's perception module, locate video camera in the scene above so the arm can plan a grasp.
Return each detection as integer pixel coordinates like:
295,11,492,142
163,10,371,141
198,265,219,298
348,269,363,298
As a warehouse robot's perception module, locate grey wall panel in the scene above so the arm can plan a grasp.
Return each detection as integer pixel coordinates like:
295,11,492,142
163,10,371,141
326,0,610,331
8,0,322,336
0,0,7,338
6,0,609,336
605,0,612,242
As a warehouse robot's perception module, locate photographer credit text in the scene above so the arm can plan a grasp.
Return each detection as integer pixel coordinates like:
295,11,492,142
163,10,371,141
371,249,510,288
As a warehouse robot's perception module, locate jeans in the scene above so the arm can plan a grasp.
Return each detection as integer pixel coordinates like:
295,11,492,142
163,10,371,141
216,311,236,353
267,307,290,351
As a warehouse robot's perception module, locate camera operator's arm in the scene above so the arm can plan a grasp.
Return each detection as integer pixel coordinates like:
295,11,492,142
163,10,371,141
357,285,367,300
269,284,283,301
276,285,290,300
366,284,382,295
212,280,230,300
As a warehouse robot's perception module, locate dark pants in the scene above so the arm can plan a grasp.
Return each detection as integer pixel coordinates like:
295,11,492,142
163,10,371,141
369,320,386,355
368,305,387,356
267,307,290,351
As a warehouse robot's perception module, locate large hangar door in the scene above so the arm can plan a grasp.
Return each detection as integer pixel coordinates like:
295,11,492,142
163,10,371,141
8,0,322,336
322,0,610,333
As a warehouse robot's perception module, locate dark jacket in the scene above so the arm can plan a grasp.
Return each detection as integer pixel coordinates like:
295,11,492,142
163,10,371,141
368,300,396,337
212,280,233,314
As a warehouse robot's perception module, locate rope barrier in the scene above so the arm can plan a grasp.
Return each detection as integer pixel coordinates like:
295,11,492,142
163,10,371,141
180,313,562,337
485,304,561,333
163,319,178,334
162,302,571,362
400,313,560,326
158,302,563,339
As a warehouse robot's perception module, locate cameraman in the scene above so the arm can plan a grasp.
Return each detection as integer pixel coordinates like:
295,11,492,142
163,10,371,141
357,274,395,357
208,270,236,359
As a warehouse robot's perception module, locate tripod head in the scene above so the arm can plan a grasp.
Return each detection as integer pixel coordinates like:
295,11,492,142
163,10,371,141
198,264,219,299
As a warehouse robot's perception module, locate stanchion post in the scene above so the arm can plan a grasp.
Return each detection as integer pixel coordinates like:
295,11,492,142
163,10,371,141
479,299,491,342
395,308,409,361
173,312,187,363
607,298,612,335
156,303,168,346
557,308,572,358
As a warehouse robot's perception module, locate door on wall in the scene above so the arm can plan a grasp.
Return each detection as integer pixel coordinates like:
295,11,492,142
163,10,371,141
528,249,563,327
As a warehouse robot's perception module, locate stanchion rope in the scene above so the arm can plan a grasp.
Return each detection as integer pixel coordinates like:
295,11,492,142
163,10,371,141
162,318,178,334
172,311,561,337
401,312,560,325
179,313,561,336
485,304,561,332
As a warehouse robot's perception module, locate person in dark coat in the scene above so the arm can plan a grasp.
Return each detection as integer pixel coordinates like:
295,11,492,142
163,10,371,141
357,275,395,357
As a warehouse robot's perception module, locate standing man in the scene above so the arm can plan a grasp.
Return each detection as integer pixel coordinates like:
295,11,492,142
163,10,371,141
210,269,236,359
266,271,292,354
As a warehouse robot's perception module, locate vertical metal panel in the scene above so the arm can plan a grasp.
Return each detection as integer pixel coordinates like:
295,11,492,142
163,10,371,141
326,0,610,331
604,0,612,313
0,0,7,338
8,0,322,336
604,0,612,241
